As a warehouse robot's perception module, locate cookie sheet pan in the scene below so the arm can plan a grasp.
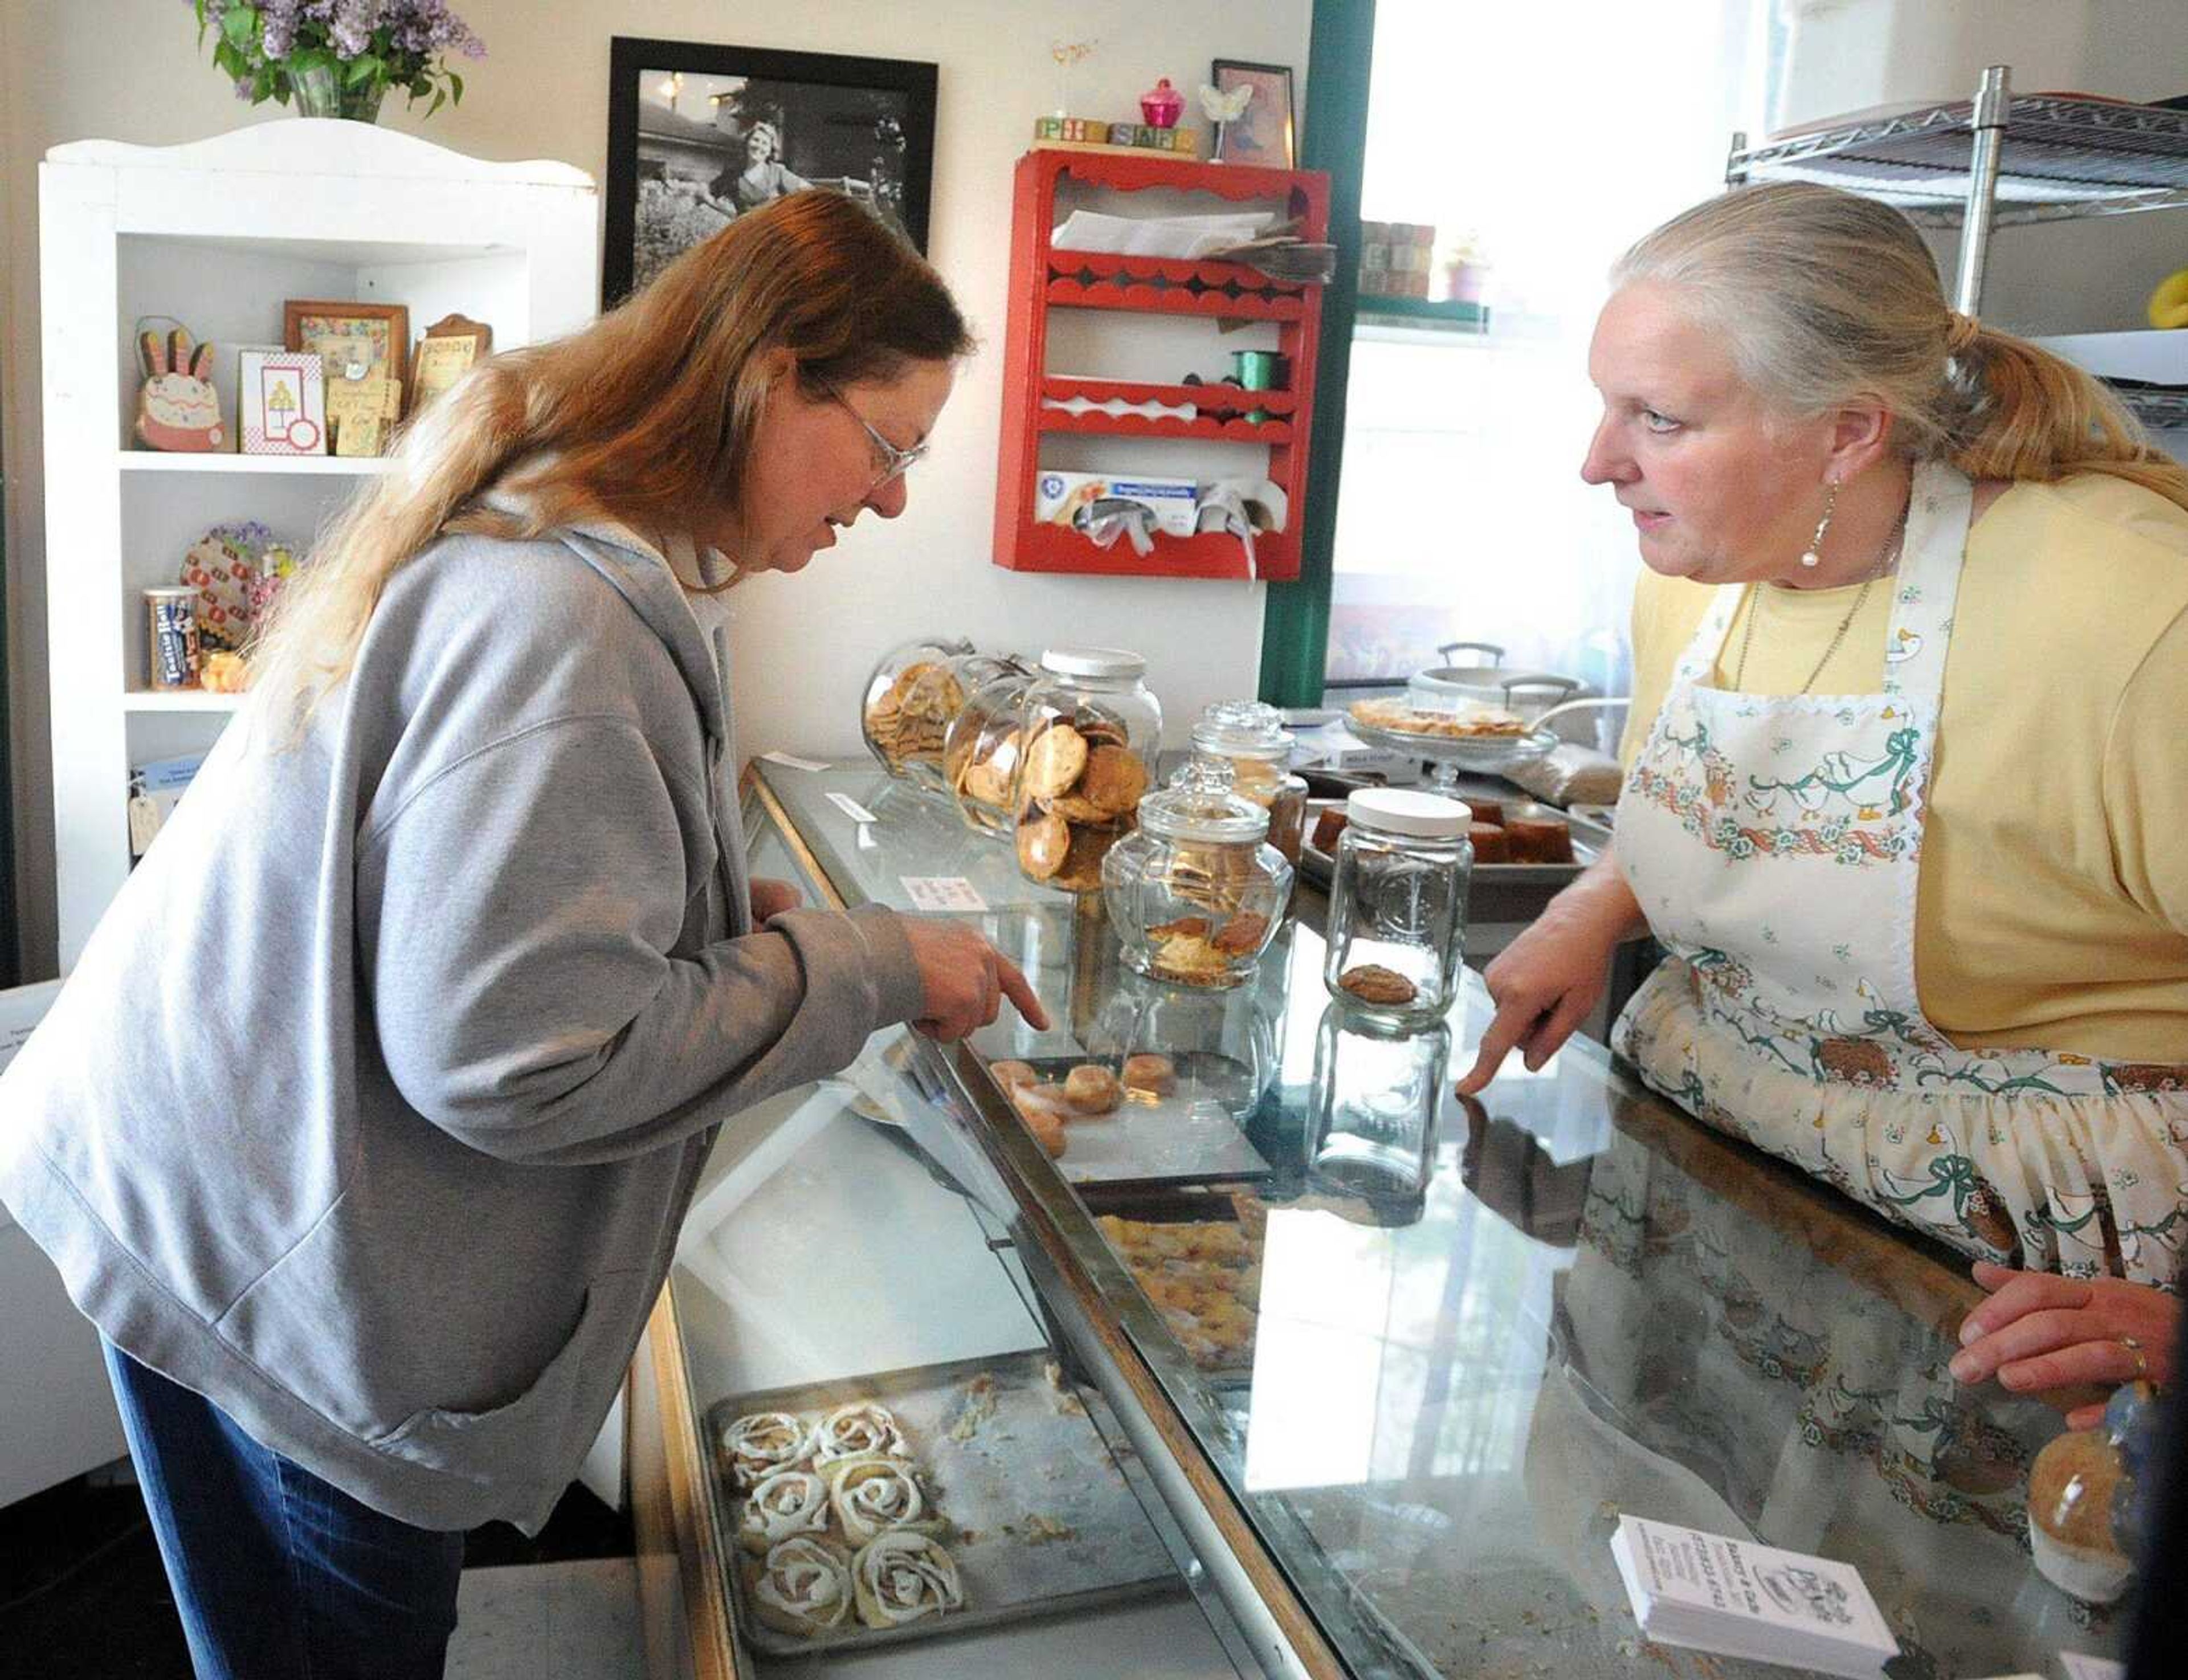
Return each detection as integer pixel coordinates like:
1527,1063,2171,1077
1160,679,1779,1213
705,1349,1183,1659
1009,1054,1275,1194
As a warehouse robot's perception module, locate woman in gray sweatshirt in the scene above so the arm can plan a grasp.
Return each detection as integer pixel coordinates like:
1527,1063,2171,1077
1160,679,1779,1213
0,189,1044,1677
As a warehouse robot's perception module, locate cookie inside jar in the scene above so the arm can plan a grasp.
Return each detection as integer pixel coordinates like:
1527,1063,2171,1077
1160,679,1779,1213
1011,649,1162,892
1100,759,1294,988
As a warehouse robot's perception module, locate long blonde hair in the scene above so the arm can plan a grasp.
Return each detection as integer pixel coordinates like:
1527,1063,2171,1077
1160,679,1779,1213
248,190,971,735
1612,181,2188,510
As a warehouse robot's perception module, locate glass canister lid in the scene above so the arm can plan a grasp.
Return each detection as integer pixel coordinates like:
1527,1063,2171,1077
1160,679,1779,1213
1040,646,1146,680
1345,788,1473,838
1139,760,1271,843
1191,699,1291,759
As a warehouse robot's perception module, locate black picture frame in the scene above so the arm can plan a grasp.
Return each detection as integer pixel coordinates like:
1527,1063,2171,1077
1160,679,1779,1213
1210,58,1296,169
603,36,938,307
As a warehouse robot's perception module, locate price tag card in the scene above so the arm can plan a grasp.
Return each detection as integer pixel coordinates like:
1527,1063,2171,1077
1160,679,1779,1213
761,751,830,772
2060,1656,2125,1680
826,791,880,826
901,876,988,914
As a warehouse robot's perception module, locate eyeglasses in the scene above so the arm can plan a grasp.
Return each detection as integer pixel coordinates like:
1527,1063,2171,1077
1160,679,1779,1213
820,385,928,491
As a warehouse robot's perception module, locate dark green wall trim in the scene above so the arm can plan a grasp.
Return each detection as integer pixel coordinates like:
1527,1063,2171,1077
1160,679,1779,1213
1260,0,1374,707
0,414,15,989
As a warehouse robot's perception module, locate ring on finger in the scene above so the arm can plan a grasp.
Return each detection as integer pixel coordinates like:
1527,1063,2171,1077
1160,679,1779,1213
2121,1335,2149,1381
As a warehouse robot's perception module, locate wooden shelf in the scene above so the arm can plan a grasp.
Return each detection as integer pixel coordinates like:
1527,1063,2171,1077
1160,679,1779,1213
994,149,1328,581
123,687,244,712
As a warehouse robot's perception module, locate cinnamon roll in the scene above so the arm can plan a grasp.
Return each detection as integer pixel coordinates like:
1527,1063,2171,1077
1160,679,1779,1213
722,1410,813,1489
736,1467,831,1555
812,1400,907,1465
851,1530,964,1628
826,1451,938,1546
750,1535,855,1637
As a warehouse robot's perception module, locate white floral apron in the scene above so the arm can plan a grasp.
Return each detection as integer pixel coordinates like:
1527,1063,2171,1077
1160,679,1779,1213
1611,461,2188,1287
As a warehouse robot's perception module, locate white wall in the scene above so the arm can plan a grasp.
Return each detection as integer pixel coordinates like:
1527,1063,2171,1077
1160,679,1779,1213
2,0,1311,978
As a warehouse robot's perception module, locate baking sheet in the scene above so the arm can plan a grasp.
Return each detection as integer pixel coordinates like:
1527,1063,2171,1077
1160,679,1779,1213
1008,1054,1275,1192
705,1351,1182,1658
1297,800,1602,891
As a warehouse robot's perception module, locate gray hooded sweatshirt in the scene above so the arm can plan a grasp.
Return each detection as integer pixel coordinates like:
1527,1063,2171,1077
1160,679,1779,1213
0,523,923,1532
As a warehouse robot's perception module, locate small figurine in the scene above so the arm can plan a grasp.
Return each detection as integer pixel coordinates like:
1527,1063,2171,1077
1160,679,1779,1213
1199,81,1254,163
1140,78,1184,129
2026,1380,2161,1604
135,323,223,452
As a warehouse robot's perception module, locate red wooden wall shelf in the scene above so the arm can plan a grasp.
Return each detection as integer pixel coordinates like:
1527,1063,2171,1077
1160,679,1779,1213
994,147,1330,581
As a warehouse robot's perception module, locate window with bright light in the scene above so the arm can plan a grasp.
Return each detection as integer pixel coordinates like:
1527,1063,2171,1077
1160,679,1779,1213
1326,3,1774,741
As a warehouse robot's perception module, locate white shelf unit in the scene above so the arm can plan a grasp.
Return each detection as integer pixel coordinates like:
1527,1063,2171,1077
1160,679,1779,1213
40,122,597,969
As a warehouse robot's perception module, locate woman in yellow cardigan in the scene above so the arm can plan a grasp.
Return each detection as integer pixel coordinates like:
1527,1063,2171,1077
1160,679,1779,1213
1461,182,2185,1426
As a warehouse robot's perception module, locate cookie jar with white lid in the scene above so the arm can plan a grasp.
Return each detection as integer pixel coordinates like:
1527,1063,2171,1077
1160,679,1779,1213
1100,759,1293,988
944,658,1040,835
1323,788,1473,1025
1013,646,1162,892
860,635,976,791
1190,699,1309,864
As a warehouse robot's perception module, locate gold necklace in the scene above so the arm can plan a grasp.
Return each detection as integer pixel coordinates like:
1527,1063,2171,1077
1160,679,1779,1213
1732,506,1908,694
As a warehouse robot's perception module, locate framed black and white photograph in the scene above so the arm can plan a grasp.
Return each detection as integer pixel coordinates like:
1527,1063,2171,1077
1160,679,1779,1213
603,37,938,306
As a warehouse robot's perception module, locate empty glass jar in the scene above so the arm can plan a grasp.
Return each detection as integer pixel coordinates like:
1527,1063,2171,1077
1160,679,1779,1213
1014,647,1162,893
1323,789,1473,1025
1190,700,1308,865
1102,760,1293,988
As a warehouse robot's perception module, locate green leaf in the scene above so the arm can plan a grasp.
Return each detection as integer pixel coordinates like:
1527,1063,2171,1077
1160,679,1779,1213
428,88,447,118
449,71,464,105
346,55,382,88
221,6,259,48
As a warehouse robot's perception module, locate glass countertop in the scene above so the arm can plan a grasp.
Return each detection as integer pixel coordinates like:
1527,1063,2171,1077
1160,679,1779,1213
746,762,2122,1678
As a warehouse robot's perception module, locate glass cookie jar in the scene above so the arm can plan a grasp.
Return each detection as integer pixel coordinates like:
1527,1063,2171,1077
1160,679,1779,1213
1101,761,1294,988
1322,789,1473,1026
860,635,977,793
1013,647,1162,893
1190,699,1308,865
944,659,1039,837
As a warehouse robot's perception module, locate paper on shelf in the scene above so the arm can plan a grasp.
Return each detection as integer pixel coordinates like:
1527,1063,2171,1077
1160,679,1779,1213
1051,208,1273,260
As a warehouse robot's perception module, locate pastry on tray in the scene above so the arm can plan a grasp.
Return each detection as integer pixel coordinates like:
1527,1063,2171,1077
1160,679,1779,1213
813,1400,908,1464
722,1410,815,1489
1096,1210,1264,1369
1348,696,1529,739
1063,1063,1122,1114
1122,1053,1175,1096
1503,814,1574,862
751,1535,856,1637
851,1530,965,1629
826,1452,941,1546
736,1467,831,1555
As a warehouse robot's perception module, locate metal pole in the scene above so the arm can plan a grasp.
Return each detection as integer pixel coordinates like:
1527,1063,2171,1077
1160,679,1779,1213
1954,65,2011,315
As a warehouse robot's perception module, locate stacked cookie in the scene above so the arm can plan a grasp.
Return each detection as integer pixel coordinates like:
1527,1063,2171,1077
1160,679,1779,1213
1014,713,1150,891
722,1399,964,1638
864,662,968,779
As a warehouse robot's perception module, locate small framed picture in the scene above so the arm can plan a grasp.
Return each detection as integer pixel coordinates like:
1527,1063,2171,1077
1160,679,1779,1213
239,348,328,455
407,313,492,415
1211,59,1296,168
284,299,411,388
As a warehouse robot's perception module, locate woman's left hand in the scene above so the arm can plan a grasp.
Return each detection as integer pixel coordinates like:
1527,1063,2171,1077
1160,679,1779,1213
1949,1261,2177,1428
750,878,804,924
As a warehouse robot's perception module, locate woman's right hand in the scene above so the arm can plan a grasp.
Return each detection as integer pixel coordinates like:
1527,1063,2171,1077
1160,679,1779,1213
1455,857,1644,1095
898,918,1050,1042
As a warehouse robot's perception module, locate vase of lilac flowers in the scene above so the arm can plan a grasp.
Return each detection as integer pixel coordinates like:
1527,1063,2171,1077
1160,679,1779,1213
189,2,485,121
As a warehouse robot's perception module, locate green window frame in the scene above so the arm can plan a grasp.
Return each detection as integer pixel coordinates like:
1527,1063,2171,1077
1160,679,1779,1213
1258,0,1376,707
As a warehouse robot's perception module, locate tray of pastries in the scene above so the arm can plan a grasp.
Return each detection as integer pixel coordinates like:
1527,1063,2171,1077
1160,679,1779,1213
1089,1188,1269,1379
1299,797,1598,891
707,1351,1182,1655
989,1053,1273,1192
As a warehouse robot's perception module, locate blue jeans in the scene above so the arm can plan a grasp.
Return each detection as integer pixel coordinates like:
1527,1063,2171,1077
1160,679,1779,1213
102,1341,466,1680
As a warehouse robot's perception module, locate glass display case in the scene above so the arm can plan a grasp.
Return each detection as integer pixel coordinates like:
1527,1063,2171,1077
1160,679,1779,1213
628,759,2129,1679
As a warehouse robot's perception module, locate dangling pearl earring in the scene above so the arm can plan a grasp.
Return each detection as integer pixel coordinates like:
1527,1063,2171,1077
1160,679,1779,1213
1799,480,1838,569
